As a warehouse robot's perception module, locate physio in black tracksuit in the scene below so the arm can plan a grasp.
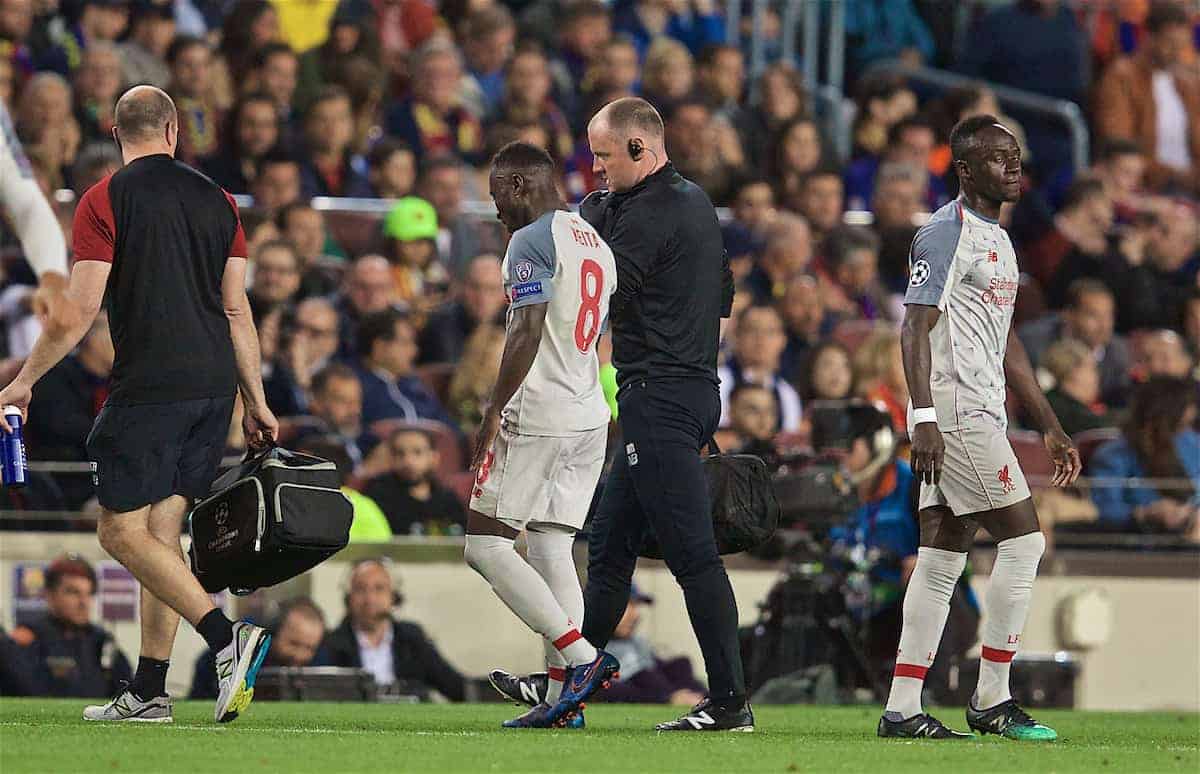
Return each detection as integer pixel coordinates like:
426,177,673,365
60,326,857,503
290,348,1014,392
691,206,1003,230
579,98,750,729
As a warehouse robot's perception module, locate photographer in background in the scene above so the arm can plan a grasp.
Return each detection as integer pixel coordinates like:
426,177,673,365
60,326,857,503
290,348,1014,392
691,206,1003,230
813,404,979,694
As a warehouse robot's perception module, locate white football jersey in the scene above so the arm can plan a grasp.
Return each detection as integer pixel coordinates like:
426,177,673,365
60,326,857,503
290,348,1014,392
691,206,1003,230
501,209,617,436
904,198,1019,431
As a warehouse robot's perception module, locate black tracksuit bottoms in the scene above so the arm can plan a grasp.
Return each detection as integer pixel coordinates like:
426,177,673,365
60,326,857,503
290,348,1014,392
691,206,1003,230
582,376,746,701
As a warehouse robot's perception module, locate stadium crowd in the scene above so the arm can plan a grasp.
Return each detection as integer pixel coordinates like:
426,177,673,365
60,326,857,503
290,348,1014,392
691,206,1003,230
0,0,1198,550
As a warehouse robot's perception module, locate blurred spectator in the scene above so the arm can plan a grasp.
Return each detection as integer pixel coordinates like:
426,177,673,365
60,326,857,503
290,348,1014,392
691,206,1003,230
498,47,573,162
746,213,813,303
299,85,371,199
71,42,121,144
579,37,640,124
777,274,838,380
727,175,775,237
335,254,399,359
418,156,501,276
294,3,377,113
1139,329,1195,380
771,117,826,206
25,312,112,507
323,558,467,699
549,0,611,119
70,140,122,194
844,0,933,81
641,37,695,115
1089,377,1199,535
15,72,81,183
850,72,916,160
958,0,1088,180
248,238,301,313
190,596,329,700
846,116,945,212
354,308,455,427
1019,279,1132,408
1185,290,1200,365
613,0,724,60
799,340,856,403
276,202,343,298
363,426,466,536
297,436,392,543
1092,138,1150,223
367,138,418,199
383,196,450,312
38,0,130,76
11,556,131,698
1040,337,1116,436
447,323,504,430
599,584,707,705
265,296,340,416
1033,177,1124,305
823,224,891,322
718,305,802,432
250,42,301,142
201,92,280,195
117,0,174,90
418,254,505,364
792,167,844,246
1120,202,1200,332
0,626,40,696
0,0,34,93
250,150,302,213
166,35,220,164
0,58,15,108
869,162,925,239
459,5,515,119
697,45,751,146
854,328,908,433
1093,2,1200,196
297,363,371,465
215,0,280,105
664,98,742,205
386,41,484,164
719,383,779,456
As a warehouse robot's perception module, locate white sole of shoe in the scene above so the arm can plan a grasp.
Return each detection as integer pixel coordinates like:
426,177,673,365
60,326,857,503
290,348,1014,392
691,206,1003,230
215,627,267,723
83,714,173,723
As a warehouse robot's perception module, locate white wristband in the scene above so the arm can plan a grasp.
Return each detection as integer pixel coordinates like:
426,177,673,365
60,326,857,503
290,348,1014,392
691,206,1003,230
912,407,938,426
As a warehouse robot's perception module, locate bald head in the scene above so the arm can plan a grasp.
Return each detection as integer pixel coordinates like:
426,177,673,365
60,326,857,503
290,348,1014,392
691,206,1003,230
591,96,664,141
588,97,668,193
115,85,177,147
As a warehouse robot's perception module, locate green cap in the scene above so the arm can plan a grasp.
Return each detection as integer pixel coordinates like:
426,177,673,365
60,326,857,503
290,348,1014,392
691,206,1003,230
383,196,439,242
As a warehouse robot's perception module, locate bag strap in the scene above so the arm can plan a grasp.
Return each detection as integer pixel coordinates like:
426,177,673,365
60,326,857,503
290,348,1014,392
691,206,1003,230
706,436,722,455
242,438,278,464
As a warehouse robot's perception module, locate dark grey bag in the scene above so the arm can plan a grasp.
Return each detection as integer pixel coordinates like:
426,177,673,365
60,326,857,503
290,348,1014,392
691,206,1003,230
188,446,352,595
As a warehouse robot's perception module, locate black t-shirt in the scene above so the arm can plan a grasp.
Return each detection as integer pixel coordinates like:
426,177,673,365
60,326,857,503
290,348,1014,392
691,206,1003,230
580,164,734,392
363,473,466,536
72,154,244,405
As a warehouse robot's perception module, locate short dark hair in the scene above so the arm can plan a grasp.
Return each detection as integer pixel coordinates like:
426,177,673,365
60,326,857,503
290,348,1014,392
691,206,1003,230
798,165,844,189
729,382,774,404
599,96,664,139
1060,176,1107,212
114,86,177,143
254,238,298,264
311,362,359,397
888,114,936,146
1066,277,1114,308
696,43,739,69
254,41,296,69
256,149,301,176
419,155,464,183
166,34,207,67
1146,0,1190,34
563,0,609,25
491,140,556,181
357,308,410,359
275,200,315,231
308,84,351,115
1095,137,1143,163
461,5,514,41
825,224,881,267
367,137,413,170
45,555,97,593
949,113,1003,163
275,596,326,629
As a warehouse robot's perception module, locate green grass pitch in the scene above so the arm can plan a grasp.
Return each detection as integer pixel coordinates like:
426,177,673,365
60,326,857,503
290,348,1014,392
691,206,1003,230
1,699,1197,773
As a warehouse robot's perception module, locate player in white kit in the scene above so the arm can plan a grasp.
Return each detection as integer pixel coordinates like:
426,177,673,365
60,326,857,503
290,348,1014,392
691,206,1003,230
463,142,618,729
877,116,1081,741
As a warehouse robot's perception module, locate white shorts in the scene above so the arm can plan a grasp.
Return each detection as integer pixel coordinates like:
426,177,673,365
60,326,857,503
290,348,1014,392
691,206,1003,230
918,423,1031,516
469,425,608,532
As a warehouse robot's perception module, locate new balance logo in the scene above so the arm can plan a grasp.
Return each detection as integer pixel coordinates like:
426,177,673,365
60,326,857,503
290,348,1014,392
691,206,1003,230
626,443,638,466
987,250,998,262
685,712,716,730
217,659,233,680
520,682,540,705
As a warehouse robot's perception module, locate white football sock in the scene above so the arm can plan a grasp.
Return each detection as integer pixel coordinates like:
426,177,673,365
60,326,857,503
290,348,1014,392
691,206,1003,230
885,547,967,719
464,533,597,667
526,527,585,699
974,531,1044,711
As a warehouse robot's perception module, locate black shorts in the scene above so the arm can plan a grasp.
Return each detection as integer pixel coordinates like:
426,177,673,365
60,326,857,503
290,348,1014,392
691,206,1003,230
86,396,235,512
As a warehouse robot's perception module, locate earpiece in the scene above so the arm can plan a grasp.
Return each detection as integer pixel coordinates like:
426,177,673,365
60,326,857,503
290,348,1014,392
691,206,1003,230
628,139,644,161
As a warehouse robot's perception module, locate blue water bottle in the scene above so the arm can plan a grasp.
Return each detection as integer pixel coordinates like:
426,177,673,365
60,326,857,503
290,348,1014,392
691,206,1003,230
1,405,28,488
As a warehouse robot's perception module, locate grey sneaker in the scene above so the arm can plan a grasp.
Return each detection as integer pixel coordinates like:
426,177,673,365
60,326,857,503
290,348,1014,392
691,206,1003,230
213,620,272,723
83,686,173,723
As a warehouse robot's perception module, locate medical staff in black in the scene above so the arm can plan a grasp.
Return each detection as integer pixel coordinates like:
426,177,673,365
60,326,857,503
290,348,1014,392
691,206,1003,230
578,97,751,732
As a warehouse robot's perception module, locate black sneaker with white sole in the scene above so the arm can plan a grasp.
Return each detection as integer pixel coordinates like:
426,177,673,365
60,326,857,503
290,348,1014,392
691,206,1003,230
655,698,754,732
877,711,973,739
488,670,548,707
